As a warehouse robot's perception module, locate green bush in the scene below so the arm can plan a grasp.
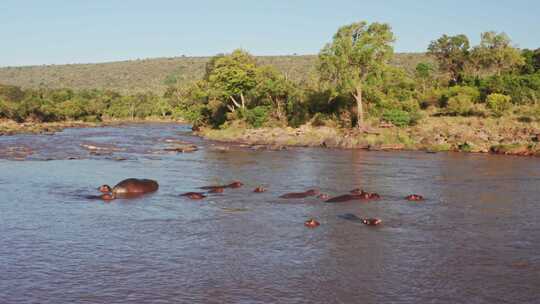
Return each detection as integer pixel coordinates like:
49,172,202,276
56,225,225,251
382,109,411,127
486,93,512,116
243,106,271,128
447,94,474,115
0,99,10,118
480,73,540,105
173,103,207,124
440,86,480,107
419,88,444,109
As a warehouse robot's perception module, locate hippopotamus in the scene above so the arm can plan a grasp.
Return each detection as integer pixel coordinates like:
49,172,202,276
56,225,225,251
338,213,382,226
362,218,382,226
200,181,243,190
304,218,320,228
208,187,224,193
98,178,159,200
406,194,424,201
180,192,207,200
253,186,266,193
325,194,358,203
325,190,380,203
279,189,319,199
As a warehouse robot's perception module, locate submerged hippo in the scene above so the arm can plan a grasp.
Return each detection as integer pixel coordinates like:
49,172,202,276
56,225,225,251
208,187,224,193
406,194,424,201
338,213,382,226
362,218,382,226
325,190,380,203
253,186,266,193
279,189,319,199
98,178,159,200
200,181,243,190
180,192,207,200
304,218,320,228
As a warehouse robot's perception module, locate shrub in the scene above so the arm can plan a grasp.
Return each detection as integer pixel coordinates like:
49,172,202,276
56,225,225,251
480,73,540,105
244,106,271,128
173,103,207,124
382,109,411,127
486,93,512,116
440,86,480,107
419,88,444,109
0,99,10,118
447,94,474,115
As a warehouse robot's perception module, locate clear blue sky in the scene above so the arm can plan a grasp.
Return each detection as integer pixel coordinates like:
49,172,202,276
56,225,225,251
1,0,539,67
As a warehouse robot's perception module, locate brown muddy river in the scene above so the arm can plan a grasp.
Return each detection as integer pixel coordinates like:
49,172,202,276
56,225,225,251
1,123,539,303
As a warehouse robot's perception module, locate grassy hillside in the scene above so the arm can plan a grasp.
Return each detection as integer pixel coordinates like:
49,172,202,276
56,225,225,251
0,53,431,94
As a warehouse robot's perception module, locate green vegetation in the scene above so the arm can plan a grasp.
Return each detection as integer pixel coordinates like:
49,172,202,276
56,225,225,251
318,21,395,126
0,84,174,123
1,20,540,156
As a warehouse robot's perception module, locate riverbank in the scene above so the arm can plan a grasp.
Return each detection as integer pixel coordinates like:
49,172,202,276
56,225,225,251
198,116,540,157
0,118,186,136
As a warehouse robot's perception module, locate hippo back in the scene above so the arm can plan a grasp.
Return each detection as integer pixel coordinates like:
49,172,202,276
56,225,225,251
112,178,159,195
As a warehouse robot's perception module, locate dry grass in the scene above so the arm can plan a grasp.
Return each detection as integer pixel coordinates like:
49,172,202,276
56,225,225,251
0,53,431,94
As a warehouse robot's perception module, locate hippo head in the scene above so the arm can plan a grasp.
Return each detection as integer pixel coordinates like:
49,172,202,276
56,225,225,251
254,186,266,193
305,189,320,196
229,181,243,188
99,185,112,193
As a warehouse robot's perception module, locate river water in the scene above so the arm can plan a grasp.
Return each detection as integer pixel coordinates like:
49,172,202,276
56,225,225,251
0,123,539,303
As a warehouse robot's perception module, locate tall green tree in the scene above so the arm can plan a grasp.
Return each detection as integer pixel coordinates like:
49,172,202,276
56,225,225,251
428,34,470,84
205,49,258,112
415,62,435,93
471,31,524,75
254,65,298,123
318,21,395,126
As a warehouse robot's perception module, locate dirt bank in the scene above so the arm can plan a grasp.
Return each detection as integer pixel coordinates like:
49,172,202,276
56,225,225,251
198,116,540,157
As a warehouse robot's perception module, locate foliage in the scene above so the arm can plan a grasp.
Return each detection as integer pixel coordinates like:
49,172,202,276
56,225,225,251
521,48,540,74
439,86,480,107
486,93,512,116
382,109,412,127
241,106,272,128
206,49,258,111
479,73,540,104
427,34,470,83
470,32,524,76
318,21,395,125
447,94,474,115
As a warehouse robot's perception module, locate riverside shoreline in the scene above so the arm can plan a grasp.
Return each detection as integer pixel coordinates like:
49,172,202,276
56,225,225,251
198,116,540,157
0,118,187,136
3,117,540,157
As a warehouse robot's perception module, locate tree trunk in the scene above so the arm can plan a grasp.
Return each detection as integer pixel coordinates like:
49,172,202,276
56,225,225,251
229,96,241,112
240,93,246,109
353,85,364,128
275,97,286,123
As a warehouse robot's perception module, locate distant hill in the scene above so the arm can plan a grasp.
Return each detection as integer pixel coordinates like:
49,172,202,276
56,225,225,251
0,53,431,94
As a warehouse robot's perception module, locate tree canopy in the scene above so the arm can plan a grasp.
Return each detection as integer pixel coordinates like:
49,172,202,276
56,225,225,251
318,21,395,126
427,34,470,84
